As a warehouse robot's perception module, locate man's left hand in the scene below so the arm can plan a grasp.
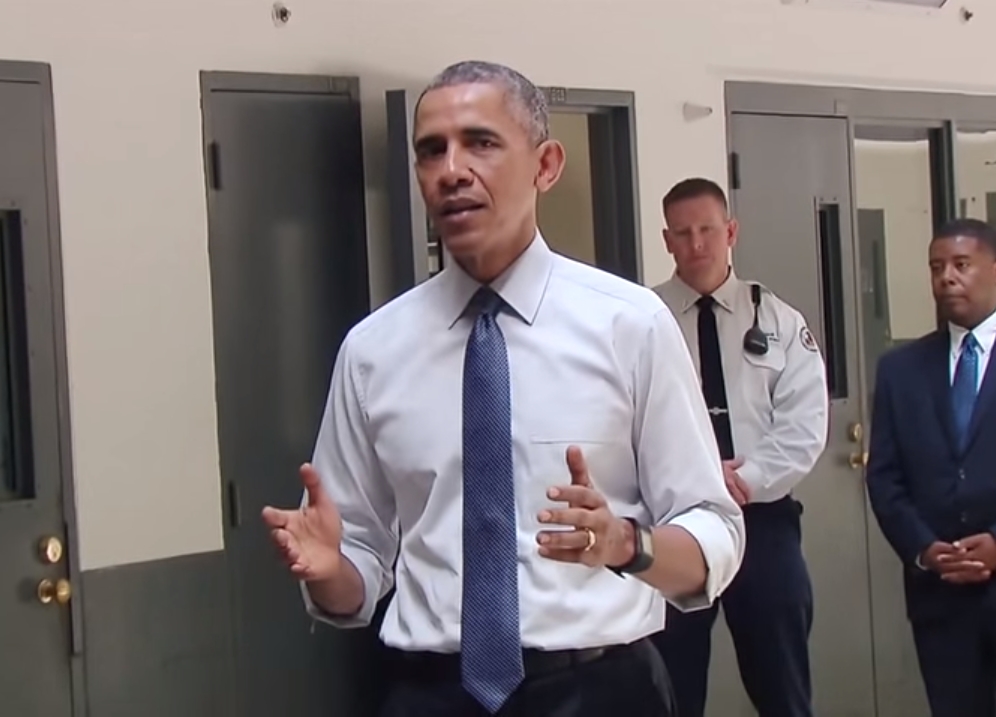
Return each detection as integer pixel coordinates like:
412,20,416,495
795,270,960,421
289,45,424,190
536,445,633,568
955,533,996,572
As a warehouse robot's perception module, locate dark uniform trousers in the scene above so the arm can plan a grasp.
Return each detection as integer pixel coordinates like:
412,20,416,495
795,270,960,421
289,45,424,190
380,638,675,717
651,497,813,717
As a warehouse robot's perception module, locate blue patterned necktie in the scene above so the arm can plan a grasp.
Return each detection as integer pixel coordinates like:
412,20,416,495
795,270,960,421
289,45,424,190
461,287,523,714
952,332,980,449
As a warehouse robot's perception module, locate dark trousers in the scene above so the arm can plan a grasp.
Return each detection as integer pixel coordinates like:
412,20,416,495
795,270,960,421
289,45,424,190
380,638,675,717
651,498,813,717
912,600,996,717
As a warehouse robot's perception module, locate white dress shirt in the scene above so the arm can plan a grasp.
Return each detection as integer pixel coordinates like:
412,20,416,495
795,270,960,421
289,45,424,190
653,270,829,504
302,234,745,653
948,308,996,388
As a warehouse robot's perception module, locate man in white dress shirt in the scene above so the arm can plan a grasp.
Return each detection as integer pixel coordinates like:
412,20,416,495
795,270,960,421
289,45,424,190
262,62,744,717
651,178,828,717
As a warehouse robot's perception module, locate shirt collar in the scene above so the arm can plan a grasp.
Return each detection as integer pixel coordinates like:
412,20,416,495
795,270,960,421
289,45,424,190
669,266,738,314
440,230,554,328
949,306,996,358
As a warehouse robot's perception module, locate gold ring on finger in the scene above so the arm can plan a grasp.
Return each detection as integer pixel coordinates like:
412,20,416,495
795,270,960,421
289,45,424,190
583,528,596,552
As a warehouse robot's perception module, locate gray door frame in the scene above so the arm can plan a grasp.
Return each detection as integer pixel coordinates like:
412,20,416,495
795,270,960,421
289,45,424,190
386,86,643,297
724,80,996,420
724,80,996,717
0,59,86,714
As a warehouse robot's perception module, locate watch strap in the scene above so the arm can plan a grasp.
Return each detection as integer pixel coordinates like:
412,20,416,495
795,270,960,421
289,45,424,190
608,517,653,576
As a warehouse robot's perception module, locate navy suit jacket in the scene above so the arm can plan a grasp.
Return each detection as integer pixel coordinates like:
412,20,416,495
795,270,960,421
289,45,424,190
866,329,996,622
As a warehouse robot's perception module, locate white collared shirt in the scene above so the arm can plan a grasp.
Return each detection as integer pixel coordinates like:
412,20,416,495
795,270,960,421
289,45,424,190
949,308,996,388
302,234,744,653
653,271,829,504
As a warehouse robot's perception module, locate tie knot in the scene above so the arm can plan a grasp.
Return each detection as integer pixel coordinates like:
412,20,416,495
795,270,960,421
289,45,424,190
696,295,716,311
962,332,980,354
470,287,504,318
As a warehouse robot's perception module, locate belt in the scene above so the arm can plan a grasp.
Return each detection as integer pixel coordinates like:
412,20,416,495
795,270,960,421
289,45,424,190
390,645,613,682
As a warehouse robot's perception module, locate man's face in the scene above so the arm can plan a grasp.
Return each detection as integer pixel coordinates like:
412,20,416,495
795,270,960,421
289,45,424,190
412,82,562,266
929,234,996,328
663,195,737,288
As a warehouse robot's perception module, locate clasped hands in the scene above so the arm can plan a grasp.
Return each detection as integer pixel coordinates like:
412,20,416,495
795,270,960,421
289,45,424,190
921,535,996,584
536,445,634,569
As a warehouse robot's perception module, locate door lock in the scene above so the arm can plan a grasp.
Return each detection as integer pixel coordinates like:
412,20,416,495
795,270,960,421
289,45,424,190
847,423,864,443
38,536,64,565
37,578,72,606
848,451,869,470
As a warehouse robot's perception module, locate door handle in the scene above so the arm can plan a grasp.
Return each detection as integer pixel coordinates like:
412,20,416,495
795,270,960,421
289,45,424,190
38,536,64,565
847,423,864,443
37,578,72,606
848,451,869,470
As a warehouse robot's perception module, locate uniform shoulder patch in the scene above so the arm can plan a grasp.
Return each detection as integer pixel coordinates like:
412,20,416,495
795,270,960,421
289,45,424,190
800,326,818,352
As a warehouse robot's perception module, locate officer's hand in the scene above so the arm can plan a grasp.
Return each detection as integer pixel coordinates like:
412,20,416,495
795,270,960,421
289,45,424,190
261,463,345,582
722,458,751,506
536,445,631,568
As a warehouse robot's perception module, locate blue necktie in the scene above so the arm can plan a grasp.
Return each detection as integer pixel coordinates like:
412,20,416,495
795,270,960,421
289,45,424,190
952,332,980,449
461,287,523,714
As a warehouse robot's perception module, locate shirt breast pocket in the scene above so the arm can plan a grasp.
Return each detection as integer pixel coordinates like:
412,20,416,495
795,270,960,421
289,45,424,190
525,434,637,512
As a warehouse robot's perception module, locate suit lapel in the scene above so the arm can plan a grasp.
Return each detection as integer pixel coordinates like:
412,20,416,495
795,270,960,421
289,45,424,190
926,331,959,455
964,350,996,452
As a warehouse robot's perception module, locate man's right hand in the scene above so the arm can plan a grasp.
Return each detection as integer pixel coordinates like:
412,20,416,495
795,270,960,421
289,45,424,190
262,463,344,582
920,541,991,584
722,458,751,507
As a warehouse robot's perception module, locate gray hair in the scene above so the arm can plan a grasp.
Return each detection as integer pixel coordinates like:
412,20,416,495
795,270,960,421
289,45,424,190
419,60,550,145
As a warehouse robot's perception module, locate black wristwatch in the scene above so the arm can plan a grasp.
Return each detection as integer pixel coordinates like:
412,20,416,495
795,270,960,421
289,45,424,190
609,517,655,576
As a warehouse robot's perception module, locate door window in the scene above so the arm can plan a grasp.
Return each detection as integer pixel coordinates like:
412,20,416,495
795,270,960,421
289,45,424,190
0,211,32,502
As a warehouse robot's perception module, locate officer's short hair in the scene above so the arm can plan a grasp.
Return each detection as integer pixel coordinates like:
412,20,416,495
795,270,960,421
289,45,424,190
663,178,729,216
933,218,996,258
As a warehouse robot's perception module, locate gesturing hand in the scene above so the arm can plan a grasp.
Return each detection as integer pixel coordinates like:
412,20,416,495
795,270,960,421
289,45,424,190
536,445,632,569
261,463,344,582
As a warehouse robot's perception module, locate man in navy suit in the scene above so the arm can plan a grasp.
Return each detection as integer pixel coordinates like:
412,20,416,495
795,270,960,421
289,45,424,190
866,218,996,717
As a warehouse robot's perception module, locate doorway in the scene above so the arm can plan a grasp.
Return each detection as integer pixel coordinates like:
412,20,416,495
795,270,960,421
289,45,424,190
0,61,82,716
385,85,643,296
200,71,381,717
725,80,996,717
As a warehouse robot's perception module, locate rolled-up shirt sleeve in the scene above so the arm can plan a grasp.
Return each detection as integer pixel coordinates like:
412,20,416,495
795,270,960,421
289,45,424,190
633,306,745,611
300,333,398,629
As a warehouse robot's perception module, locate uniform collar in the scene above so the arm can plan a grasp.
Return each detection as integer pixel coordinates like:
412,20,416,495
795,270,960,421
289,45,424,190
441,230,554,328
669,267,739,314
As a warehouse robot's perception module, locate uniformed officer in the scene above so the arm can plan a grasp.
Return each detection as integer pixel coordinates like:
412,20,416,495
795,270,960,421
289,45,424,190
649,177,829,717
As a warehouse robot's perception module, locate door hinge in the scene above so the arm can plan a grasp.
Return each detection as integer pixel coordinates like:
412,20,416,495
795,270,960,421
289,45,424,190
729,151,741,191
208,141,222,190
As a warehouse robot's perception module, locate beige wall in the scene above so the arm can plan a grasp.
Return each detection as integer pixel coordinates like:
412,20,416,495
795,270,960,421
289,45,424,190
2,0,993,570
854,139,937,340
855,131,996,341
